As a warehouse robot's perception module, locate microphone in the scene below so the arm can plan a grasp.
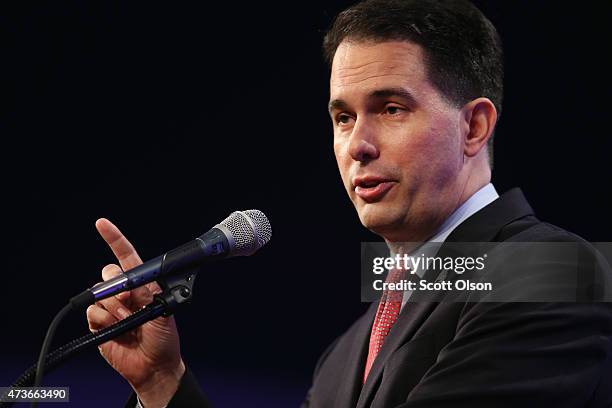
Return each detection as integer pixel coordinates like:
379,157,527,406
70,209,272,309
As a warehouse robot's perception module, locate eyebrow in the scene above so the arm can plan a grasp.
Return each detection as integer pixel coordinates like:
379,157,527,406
328,87,418,114
370,87,418,106
328,99,349,114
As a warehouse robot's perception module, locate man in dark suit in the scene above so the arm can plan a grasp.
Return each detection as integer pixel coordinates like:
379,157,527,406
86,0,612,406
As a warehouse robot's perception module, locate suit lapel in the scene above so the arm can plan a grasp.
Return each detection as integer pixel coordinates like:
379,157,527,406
355,297,442,408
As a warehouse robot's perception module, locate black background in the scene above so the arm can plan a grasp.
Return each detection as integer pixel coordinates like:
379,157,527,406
1,1,611,406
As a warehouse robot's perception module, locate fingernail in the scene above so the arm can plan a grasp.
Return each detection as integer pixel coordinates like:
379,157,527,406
117,308,130,319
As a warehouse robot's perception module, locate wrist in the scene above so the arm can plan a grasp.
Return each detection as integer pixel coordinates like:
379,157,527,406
133,359,185,408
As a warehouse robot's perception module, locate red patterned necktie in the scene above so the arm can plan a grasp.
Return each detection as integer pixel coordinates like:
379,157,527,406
363,268,405,383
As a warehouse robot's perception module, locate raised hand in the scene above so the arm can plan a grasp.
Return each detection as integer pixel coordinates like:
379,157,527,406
86,218,184,408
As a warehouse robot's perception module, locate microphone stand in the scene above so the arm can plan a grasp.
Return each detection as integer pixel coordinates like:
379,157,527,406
0,268,198,408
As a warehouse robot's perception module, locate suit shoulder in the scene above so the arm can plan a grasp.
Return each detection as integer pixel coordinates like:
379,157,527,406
503,216,590,244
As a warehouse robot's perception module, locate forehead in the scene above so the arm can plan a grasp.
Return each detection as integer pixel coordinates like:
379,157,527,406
330,40,428,96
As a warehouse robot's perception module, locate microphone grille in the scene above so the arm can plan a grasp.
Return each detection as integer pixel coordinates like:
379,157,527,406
244,209,272,248
216,209,272,256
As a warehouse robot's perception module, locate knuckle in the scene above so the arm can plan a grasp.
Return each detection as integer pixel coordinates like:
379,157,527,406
116,291,131,301
96,298,111,310
101,263,122,279
86,305,98,320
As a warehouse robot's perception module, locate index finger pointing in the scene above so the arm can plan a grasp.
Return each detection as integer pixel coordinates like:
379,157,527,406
95,218,143,271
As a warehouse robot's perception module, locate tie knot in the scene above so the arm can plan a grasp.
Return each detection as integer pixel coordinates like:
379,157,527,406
383,268,405,302
385,267,405,283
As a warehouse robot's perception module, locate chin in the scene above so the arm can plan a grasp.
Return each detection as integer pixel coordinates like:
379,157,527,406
357,204,404,237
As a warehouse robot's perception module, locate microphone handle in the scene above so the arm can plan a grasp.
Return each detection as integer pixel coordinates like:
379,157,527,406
70,227,231,309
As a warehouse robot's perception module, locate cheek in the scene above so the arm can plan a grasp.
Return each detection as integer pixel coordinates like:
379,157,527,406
425,125,463,185
333,140,352,187
395,121,462,187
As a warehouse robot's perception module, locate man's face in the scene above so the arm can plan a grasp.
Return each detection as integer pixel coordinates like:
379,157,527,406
330,40,467,242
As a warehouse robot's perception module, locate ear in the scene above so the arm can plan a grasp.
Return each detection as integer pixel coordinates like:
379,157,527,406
460,98,497,158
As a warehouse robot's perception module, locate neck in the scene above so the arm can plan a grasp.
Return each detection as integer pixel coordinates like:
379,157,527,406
383,165,491,252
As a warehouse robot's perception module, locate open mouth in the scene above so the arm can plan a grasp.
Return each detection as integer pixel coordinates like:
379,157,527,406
353,178,396,202
359,180,381,188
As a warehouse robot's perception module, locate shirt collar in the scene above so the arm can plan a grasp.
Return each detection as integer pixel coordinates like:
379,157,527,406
429,183,499,244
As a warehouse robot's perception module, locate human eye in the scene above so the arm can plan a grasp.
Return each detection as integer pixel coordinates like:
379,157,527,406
335,112,355,126
383,104,406,116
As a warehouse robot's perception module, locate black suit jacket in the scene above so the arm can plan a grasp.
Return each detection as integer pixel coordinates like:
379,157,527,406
129,188,612,407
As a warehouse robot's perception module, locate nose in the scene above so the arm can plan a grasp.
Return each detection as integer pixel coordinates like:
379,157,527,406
348,118,379,163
